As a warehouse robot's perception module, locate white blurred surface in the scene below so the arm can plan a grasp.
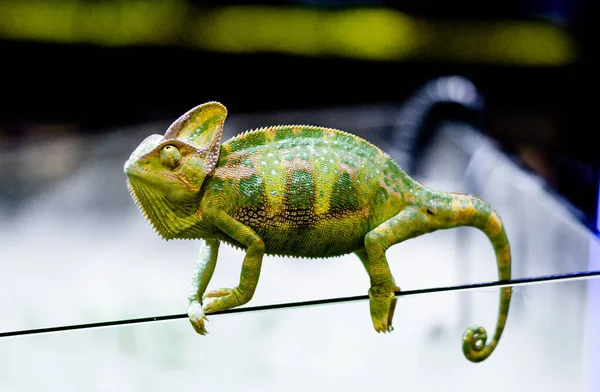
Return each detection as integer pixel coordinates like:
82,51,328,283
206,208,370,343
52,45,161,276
0,116,598,391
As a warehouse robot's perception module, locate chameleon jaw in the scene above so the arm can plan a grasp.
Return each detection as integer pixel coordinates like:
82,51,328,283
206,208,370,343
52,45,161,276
126,178,173,240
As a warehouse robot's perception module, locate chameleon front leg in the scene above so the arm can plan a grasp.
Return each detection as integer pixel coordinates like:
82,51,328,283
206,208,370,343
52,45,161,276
187,239,220,335
201,211,265,316
361,207,428,333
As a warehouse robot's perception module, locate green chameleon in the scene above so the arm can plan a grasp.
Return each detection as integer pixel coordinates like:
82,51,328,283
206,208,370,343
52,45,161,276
124,102,512,363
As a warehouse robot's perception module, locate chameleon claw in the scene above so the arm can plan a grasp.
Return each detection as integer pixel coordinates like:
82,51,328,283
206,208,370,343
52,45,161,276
187,300,209,335
369,287,397,334
375,325,393,333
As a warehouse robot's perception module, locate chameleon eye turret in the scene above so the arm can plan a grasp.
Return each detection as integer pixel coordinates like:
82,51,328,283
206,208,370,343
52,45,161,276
160,145,181,169
125,102,512,364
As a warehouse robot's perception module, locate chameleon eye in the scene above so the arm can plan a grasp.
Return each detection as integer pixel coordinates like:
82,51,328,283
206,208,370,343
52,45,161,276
160,145,182,169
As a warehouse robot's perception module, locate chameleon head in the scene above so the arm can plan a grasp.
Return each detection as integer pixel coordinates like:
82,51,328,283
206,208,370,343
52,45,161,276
123,102,228,238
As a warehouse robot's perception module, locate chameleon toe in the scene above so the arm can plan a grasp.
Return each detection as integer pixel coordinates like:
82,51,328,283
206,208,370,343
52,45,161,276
203,288,233,299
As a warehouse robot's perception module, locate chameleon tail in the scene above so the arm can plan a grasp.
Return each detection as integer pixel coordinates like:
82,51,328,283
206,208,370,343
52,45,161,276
446,193,512,363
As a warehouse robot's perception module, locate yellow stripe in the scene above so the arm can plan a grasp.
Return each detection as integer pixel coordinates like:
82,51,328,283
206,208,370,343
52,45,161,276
314,131,338,215
484,210,503,237
255,146,286,215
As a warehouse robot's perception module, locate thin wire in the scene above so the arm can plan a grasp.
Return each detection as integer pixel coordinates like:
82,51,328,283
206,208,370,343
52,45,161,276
1,270,599,338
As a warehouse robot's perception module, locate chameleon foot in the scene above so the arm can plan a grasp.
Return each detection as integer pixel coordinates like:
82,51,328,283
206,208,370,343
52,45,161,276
202,287,251,315
368,285,400,333
202,288,234,313
187,300,209,335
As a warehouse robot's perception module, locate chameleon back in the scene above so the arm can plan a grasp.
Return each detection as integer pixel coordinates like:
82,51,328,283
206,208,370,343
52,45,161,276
203,125,412,257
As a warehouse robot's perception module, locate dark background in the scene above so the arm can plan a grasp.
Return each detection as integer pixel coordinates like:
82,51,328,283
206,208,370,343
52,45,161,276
0,0,597,232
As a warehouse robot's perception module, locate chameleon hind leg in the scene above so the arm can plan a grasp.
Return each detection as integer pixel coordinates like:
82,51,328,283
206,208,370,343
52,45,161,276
361,207,428,333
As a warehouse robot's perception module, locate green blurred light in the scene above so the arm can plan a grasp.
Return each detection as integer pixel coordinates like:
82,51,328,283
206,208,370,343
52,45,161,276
0,0,184,45
0,1,576,66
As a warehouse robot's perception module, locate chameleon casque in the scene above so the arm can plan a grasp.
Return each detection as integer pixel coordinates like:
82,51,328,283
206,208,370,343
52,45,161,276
124,102,512,363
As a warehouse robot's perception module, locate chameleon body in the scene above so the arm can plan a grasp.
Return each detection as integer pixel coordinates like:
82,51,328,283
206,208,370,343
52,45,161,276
124,102,512,363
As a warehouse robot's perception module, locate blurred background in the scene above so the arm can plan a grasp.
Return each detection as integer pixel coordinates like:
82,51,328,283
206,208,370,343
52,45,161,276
0,1,599,391
0,0,596,228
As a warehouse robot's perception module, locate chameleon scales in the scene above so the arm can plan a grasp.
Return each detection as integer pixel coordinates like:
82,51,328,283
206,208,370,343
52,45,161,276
124,102,512,363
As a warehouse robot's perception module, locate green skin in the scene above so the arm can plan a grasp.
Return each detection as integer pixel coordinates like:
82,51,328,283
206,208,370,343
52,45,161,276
124,102,512,363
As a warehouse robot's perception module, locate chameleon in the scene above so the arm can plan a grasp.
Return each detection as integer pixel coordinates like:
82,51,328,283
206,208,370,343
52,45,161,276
123,101,512,363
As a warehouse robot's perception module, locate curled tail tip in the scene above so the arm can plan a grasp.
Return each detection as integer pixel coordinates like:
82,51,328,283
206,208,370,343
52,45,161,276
462,325,496,363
